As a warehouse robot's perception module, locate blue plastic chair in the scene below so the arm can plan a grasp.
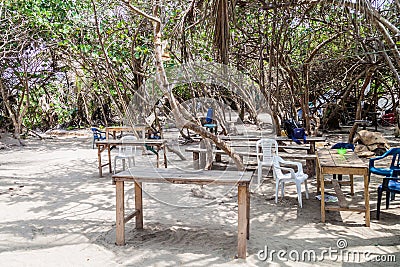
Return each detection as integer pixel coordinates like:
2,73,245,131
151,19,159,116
331,142,355,151
91,127,106,149
206,108,213,123
369,148,400,219
204,108,217,134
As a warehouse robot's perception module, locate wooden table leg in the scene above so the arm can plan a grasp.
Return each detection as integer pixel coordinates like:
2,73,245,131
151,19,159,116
163,146,168,168
246,184,250,240
237,184,248,259
316,157,320,193
135,181,143,229
320,168,326,223
98,144,103,177
307,142,316,177
309,142,316,154
350,174,354,196
108,144,112,173
116,181,125,245
156,152,160,168
364,174,370,227
215,146,222,162
193,152,199,170
199,140,206,169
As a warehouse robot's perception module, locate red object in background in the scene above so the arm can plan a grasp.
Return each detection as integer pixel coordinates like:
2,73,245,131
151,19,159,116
381,113,396,125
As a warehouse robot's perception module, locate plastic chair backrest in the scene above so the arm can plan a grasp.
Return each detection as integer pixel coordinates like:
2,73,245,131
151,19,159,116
272,156,284,178
272,155,305,180
91,127,105,140
119,135,137,156
256,139,279,165
91,127,100,135
331,142,355,151
382,148,400,169
206,108,214,123
369,148,400,177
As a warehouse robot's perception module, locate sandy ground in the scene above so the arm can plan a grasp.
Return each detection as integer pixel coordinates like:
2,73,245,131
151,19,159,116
1,127,400,266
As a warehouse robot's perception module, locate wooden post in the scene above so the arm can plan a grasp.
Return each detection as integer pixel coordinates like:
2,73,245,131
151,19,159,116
98,144,103,177
116,181,125,245
107,144,112,173
315,155,318,188
163,145,168,168
237,184,248,259
193,152,199,170
199,140,206,169
364,174,370,227
246,184,250,240
306,141,316,177
316,157,320,193
350,174,354,196
135,181,143,229
320,167,325,223
215,146,222,162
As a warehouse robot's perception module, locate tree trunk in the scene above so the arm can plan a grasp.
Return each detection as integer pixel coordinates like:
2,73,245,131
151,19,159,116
348,68,376,143
123,1,244,171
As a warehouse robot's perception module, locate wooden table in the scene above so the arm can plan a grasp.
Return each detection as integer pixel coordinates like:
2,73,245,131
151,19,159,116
105,125,150,140
95,139,168,177
316,149,370,226
112,167,253,259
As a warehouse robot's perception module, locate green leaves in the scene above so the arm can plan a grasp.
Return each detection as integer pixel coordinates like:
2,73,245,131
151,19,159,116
134,45,150,59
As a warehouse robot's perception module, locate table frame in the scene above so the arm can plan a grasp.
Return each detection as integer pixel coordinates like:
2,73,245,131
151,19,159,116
316,149,370,226
106,125,149,140
95,139,168,177
112,168,252,259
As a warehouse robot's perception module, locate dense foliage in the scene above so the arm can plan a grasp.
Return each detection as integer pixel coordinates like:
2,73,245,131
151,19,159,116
0,0,399,139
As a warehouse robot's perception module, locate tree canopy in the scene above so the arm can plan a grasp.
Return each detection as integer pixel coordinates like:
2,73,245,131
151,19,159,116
1,0,400,142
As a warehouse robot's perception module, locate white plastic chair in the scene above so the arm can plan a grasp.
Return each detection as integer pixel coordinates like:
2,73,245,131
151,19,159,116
113,135,137,174
256,139,279,185
272,156,309,208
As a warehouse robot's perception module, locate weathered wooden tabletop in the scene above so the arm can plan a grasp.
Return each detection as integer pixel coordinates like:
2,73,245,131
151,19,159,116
317,149,367,173
112,167,253,185
96,139,167,146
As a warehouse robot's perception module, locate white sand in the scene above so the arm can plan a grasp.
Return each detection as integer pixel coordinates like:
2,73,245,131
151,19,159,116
0,130,400,266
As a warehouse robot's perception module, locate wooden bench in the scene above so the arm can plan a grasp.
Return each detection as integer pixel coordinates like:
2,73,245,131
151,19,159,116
354,120,372,130
278,145,310,152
